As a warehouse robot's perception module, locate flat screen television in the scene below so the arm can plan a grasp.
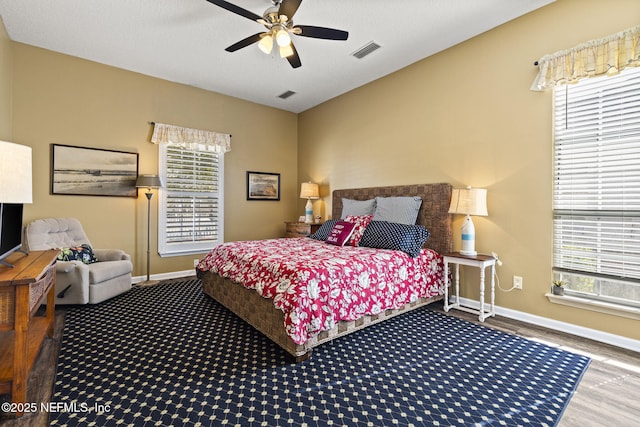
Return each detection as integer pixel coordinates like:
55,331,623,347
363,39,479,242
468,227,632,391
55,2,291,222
0,203,25,267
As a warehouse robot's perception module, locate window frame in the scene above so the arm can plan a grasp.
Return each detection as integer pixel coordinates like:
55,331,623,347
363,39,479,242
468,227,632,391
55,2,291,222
552,66,640,310
158,143,224,257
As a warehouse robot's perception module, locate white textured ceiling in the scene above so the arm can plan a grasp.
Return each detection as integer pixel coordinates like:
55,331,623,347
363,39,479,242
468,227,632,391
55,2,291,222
0,0,554,113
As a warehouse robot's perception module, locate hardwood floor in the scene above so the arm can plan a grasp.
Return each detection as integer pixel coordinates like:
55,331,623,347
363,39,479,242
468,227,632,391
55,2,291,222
0,311,64,427
1,298,638,426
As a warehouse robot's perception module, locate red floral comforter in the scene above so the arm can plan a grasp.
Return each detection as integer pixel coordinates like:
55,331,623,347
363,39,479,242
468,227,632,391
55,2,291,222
198,238,445,345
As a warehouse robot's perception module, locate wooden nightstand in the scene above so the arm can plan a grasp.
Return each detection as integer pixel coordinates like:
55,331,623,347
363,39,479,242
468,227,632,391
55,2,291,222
442,252,496,322
284,221,322,238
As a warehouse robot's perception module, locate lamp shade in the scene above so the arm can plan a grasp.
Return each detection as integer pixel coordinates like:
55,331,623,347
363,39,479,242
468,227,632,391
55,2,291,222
448,187,488,216
135,174,162,189
299,182,319,199
258,34,273,54
276,28,291,47
0,140,33,204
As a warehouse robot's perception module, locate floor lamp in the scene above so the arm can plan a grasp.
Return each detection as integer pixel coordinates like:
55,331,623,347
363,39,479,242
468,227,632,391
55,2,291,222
136,174,162,286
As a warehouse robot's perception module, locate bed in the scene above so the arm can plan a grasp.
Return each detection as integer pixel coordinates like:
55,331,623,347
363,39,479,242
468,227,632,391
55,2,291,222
197,183,453,360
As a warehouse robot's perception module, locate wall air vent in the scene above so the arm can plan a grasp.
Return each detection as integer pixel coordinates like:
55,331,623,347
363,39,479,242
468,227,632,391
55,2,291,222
278,90,296,99
351,41,381,59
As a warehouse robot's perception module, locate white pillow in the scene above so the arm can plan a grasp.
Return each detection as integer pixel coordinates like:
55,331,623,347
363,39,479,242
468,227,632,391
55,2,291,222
373,196,422,225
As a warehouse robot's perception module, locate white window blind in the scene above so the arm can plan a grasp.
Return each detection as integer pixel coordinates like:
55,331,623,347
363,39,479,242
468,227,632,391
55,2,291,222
158,143,223,256
553,66,640,307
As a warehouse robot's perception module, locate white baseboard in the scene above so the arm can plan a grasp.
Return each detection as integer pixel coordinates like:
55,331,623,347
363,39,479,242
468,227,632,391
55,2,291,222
132,269,195,284
457,297,640,353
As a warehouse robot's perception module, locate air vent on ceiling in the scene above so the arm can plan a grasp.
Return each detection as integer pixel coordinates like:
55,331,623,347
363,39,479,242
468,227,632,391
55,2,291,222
351,41,381,59
278,90,296,99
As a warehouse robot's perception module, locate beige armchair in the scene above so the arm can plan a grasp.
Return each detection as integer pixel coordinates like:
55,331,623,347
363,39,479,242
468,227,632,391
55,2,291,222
24,218,132,305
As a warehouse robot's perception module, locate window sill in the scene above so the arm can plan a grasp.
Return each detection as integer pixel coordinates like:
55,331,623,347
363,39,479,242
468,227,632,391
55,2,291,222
545,293,640,320
159,250,210,258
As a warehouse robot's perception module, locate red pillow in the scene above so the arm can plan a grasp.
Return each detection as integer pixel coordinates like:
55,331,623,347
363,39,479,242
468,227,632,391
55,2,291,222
344,214,374,246
326,221,356,246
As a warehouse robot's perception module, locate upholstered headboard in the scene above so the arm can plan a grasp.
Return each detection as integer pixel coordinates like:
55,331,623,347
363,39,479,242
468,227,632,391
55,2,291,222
332,183,453,254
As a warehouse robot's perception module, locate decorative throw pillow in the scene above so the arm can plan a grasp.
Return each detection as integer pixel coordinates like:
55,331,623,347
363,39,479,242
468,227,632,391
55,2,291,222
373,196,422,225
341,198,376,218
325,221,356,246
359,221,431,257
309,219,338,241
57,244,98,264
343,214,374,247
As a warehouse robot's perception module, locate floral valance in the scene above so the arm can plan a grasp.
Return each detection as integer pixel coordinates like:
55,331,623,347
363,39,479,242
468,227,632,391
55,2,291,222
151,122,231,153
531,25,640,91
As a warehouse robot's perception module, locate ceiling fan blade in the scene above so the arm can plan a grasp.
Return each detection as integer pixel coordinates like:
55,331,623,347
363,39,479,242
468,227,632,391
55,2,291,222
279,0,302,20
286,43,302,68
295,25,348,41
206,0,262,22
225,33,264,52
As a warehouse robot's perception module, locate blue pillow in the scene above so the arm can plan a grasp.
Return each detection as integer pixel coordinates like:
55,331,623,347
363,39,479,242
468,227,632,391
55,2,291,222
58,244,98,264
359,221,430,257
309,219,339,241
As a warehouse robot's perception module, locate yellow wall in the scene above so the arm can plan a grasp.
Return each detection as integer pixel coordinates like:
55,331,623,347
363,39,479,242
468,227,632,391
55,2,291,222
298,0,640,340
1,0,638,341
0,15,12,140
10,43,298,277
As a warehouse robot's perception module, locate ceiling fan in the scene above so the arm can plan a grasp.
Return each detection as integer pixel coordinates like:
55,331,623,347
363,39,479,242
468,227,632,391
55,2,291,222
206,0,349,68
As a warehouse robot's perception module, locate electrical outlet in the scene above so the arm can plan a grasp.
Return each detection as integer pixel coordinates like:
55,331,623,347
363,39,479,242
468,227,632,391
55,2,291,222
193,259,200,267
513,275,523,290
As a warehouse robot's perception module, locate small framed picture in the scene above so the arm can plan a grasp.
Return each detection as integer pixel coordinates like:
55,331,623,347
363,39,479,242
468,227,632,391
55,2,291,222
246,171,280,201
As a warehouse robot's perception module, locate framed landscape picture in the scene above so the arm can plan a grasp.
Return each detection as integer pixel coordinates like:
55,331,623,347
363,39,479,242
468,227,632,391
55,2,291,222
246,171,280,201
51,144,139,197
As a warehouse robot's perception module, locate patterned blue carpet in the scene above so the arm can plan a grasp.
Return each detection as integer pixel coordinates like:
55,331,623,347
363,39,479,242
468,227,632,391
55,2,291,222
50,278,590,426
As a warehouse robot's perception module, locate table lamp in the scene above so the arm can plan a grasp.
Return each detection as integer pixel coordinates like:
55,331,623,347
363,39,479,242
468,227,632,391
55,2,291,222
299,182,319,224
448,186,488,256
0,141,33,267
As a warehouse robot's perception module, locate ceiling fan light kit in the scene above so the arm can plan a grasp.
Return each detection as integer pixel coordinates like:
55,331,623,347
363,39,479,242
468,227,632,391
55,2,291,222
275,28,291,47
279,44,294,58
258,34,273,54
207,0,349,68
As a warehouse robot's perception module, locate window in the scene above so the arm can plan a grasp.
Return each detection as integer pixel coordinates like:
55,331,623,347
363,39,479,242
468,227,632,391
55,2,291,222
553,66,640,308
158,143,223,256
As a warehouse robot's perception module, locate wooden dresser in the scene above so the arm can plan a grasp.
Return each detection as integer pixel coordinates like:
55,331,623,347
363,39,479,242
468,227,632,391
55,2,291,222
0,250,57,417
284,221,322,238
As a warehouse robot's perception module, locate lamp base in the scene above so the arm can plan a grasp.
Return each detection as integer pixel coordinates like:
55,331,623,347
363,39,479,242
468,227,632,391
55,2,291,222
137,279,160,287
460,215,477,257
304,198,314,224
459,250,478,257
